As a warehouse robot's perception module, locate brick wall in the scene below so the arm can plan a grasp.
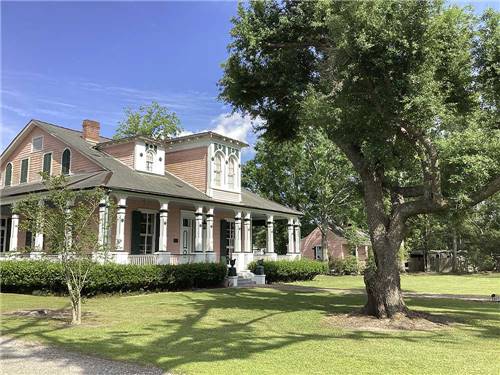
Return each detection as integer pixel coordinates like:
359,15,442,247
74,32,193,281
301,227,370,261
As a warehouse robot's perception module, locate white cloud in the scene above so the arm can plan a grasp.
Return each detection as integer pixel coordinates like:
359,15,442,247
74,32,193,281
173,112,261,160
210,112,260,144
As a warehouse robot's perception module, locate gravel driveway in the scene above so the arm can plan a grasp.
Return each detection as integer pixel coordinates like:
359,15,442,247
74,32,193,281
0,336,167,375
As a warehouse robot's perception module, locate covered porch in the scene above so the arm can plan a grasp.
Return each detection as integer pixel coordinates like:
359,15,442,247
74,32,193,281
0,191,302,272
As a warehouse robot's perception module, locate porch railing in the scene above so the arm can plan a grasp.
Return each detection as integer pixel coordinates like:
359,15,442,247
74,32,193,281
169,253,217,265
128,254,158,266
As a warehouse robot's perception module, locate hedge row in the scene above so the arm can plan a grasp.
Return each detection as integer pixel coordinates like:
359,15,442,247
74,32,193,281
248,259,328,283
0,260,227,296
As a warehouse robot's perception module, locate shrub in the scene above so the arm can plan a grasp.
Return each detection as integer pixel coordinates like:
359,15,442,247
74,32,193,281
0,260,227,296
248,259,327,283
329,255,361,275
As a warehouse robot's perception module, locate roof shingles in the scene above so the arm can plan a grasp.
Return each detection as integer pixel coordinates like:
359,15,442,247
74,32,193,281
0,120,301,216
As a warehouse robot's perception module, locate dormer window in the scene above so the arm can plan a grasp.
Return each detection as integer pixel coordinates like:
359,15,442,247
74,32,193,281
134,141,165,175
146,150,155,172
214,153,223,186
228,157,236,190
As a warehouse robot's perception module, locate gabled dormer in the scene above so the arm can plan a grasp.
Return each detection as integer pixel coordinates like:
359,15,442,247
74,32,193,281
165,132,247,202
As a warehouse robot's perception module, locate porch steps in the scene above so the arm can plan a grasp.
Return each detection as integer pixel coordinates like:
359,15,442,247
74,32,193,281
237,276,257,287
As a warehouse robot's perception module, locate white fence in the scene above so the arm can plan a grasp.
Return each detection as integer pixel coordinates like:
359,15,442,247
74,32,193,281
128,254,158,266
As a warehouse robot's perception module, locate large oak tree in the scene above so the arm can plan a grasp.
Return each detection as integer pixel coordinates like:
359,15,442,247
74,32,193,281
220,1,500,318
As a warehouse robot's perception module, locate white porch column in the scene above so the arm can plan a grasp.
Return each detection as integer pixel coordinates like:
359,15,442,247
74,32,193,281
34,200,44,251
158,201,169,252
34,231,44,251
243,212,252,252
234,211,242,253
195,206,203,252
205,207,214,253
287,217,294,254
98,196,109,249
266,215,274,253
294,218,301,254
9,213,19,251
115,196,127,251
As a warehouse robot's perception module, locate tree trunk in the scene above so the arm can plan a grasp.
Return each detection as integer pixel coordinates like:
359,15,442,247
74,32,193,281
67,281,82,325
320,225,329,263
362,238,408,318
452,228,458,273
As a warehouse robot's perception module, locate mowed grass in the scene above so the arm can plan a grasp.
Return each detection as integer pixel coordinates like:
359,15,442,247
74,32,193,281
1,288,499,375
289,273,500,295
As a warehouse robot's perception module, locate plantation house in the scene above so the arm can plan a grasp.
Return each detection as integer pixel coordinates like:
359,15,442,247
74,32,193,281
0,119,301,271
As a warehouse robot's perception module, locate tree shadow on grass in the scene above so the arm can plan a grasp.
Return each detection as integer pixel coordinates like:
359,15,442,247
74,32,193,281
2,288,499,374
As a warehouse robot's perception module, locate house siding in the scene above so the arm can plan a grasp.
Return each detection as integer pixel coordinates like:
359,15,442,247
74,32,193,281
0,127,101,186
165,147,207,192
101,142,135,168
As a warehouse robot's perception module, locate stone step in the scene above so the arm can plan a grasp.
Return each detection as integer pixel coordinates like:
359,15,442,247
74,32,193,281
237,277,256,287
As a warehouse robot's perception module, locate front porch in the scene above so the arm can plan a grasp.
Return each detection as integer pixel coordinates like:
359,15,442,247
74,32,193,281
0,192,302,272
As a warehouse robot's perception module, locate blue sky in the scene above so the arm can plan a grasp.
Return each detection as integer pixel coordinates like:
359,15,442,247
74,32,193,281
1,1,498,160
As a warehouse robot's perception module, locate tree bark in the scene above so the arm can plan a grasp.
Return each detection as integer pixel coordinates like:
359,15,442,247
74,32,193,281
67,281,82,325
320,224,329,263
452,228,458,273
362,232,408,318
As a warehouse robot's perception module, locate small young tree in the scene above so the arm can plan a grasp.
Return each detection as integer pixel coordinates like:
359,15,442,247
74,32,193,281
114,101,182,140
15,175,112,325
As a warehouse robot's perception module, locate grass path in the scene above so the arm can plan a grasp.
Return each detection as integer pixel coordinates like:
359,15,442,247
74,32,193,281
1,287,499,375
289,273,500,295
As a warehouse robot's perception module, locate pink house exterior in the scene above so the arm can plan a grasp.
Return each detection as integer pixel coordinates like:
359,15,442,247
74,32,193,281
0,119,302,271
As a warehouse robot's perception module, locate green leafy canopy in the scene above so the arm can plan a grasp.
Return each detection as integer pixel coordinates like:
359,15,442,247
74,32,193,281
115,101,182,140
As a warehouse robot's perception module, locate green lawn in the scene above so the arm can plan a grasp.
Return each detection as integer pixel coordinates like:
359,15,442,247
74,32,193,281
1,289,499,375
289,273,500,295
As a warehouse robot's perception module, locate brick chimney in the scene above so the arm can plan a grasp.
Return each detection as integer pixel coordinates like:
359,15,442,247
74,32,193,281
82,119,100,143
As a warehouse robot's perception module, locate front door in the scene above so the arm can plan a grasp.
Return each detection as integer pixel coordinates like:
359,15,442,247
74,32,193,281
220,220,234,263
181,217,194,254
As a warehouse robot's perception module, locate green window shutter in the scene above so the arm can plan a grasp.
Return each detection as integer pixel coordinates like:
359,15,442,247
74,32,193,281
20,159,28,183
62,149,71,175
4,163,12,186
131,211,142,254
43,153,52,175
154,213,160,252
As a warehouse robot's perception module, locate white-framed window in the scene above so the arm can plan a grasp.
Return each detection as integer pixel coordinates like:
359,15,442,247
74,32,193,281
146,150,155,172
214,152,223,187
20,158,29,184
61,148,71,175
227,157,236,190
32,136,44,152
4,163,13,187
313,245,323,260
42,152,52,176
139,212,156,254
